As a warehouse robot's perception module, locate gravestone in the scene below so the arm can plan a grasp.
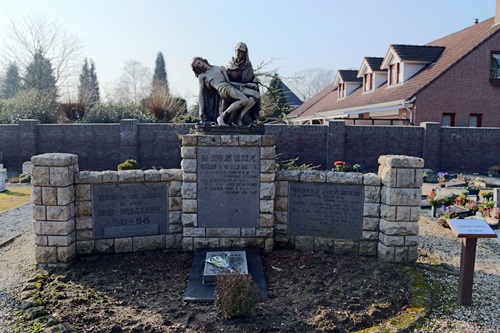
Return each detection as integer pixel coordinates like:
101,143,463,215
197,146,260,228
92,183,168,239
0,164,6,192
288,182,364,239
22,161,32,174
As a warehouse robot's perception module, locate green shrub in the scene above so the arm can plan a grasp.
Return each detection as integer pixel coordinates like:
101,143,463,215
215,272,259,319
118,159,139,170
80,103,155,123
0,89,59,124
276,155,319,171
19,173,31,183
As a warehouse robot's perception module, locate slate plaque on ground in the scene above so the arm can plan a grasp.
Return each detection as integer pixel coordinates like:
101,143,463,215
92,183,168,239
197,146,260,228
288,183,364,239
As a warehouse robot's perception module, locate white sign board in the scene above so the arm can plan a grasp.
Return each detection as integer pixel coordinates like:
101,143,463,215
447,219,497,238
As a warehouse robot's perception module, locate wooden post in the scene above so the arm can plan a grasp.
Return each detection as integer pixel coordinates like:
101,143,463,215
457,237,477,306
446,218,497,306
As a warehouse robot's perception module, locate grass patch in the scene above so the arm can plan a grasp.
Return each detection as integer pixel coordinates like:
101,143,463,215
0,187,32,212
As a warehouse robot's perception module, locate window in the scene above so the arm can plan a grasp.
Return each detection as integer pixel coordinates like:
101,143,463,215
389,63,399,85
364,73,372,91
442,113,455,127
338,82,346,98
469,114,482,127
490,51,500,85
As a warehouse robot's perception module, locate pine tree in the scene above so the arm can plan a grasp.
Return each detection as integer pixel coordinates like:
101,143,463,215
1,63,21,98
23,50,57,93
261,73,290,119
89,59,100,103
152,52,169,94
78,58,100,105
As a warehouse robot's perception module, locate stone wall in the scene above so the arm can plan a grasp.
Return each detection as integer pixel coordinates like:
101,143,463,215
31,152,422,267
3,119,500,173
31,153,183,267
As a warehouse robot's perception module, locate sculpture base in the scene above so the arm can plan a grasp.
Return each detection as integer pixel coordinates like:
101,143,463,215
195,122,265,135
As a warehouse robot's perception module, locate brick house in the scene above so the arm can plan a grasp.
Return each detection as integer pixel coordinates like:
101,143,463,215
289,4,500,127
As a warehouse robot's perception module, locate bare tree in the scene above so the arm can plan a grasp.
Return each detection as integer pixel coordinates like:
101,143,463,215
0,14,84,88
286,68,336,101
114,60,151,103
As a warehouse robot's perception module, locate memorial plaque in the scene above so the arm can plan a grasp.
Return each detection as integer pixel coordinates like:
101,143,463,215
197,146,260,228
92,183,168,239
288,182,364,239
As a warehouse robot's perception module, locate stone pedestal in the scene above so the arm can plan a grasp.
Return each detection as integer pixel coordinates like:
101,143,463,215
181,134,276,252
378,155,424,262
31,153,78,267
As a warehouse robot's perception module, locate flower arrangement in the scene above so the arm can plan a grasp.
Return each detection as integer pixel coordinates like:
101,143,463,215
442,206,458,219
206,252,234,273
478,197,496,217
437,171,449,183
479,190,493,201
466,200,479,214
333,161,346,171
428,189,437,206
454,194,468,207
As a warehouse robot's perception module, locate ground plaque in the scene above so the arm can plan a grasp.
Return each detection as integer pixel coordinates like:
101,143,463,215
203,251,248,284
197,146,260,228
288,182,364,239
92,183,168,239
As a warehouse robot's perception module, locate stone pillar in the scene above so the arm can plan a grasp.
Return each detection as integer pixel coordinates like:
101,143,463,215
180,134,276,253
378,155,424,262
327,120,346,170
0,163,6,192
31,153,78,267
120,119,138,163
421,122,440,172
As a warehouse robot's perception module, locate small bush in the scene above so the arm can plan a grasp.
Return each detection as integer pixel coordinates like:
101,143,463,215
215,273,259,319
276,155,319,171
80,102,155,123
19,173,31,183
118,159,139,170
0,89,59,124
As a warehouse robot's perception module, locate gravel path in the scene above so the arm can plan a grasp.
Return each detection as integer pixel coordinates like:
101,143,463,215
0,204,35,333
0,203,498,332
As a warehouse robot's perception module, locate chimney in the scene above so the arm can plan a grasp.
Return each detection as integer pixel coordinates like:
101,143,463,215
496,0,500,25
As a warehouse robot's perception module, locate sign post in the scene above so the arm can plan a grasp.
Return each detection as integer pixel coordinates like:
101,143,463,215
446,219,497,306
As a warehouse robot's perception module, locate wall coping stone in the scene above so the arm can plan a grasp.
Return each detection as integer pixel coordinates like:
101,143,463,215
32,153,78,167
378,155,424,168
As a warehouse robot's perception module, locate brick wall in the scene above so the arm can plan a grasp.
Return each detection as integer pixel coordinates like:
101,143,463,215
416,33,500,127
2,120,500,174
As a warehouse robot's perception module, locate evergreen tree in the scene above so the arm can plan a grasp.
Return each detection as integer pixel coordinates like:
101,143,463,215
261,73,290,119
1,63,21,98
23,50,57,93
152,52,169,94
78,58,100,104
89,60,100,103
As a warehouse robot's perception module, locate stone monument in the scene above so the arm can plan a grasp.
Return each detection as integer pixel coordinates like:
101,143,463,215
0,163,6,192
192,42,263,132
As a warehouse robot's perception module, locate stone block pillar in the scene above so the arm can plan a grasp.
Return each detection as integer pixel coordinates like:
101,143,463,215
31,153,78,267
378,155,424,262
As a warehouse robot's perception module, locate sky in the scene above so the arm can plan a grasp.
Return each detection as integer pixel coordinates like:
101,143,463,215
0,0,497,106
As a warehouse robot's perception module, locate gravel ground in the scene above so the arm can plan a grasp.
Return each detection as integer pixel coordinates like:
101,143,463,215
0,203,35,333
0,195,499,332
416,210,500,332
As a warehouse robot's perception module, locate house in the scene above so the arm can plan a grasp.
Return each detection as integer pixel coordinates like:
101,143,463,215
289,4,500,127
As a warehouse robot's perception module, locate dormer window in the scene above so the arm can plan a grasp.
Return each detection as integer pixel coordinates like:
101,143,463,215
363,73,372,91
338,82,346,98
389,63,400,85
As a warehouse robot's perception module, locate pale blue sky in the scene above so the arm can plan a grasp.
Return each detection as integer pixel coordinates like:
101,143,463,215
0,0,496,105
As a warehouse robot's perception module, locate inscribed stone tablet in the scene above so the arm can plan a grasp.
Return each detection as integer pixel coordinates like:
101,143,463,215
92,183,168,239
197,146,260,228
288,183,364,239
